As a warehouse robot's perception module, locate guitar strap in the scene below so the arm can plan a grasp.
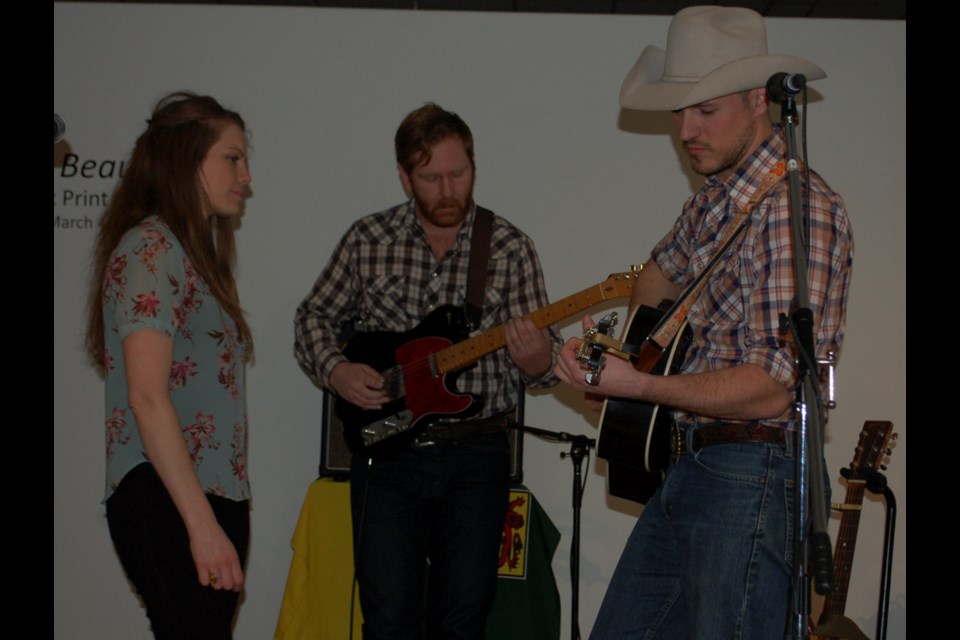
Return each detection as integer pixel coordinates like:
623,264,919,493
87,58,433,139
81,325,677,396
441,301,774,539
647,161,790,350
708,159,791,267
463,206,494,331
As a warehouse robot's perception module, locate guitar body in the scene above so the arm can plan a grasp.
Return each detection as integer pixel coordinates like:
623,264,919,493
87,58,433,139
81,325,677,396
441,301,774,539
596,305,692,505
338,305,483,457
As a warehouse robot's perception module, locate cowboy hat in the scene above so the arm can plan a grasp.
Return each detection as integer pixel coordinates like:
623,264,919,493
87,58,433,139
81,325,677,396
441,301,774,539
620,6,826,111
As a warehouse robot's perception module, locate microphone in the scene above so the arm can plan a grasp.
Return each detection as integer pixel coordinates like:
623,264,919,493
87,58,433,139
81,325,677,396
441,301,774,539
766,73,806,104
54,113,66,143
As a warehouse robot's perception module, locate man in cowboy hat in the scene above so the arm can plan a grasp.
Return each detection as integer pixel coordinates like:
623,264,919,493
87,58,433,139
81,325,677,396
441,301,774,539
555,6,853,638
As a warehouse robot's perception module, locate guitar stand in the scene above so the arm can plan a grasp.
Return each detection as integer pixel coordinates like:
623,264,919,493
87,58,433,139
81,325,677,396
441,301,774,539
814,467,897,640
509,419,596,640
861,469,896,640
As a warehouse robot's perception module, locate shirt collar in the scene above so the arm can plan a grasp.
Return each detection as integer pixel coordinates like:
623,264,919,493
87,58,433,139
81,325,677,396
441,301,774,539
706,125,786,214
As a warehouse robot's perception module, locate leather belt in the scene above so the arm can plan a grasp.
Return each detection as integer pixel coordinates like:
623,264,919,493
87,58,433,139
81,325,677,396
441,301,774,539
670,423,787,462
414,414,510,447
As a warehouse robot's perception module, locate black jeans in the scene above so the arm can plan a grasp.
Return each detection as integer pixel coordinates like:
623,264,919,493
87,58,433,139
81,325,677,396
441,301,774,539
106,463,250,640
351,431,510,640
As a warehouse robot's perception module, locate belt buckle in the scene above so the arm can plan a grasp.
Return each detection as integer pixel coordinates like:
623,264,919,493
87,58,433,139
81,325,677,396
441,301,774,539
670,423,684,463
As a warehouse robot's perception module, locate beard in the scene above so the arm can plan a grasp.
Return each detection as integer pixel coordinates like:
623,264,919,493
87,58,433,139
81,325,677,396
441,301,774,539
413,188,473,228
684,120,757,178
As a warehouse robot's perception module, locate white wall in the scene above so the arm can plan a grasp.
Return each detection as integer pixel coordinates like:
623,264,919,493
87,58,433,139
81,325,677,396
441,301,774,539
54,4,906,638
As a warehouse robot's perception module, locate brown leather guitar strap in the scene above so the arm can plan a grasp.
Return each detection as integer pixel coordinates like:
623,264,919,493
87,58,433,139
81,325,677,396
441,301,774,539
463,206,494,330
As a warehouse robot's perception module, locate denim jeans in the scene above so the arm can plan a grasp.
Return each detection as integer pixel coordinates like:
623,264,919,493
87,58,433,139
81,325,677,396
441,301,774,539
590,427,798,640
350,431,510,640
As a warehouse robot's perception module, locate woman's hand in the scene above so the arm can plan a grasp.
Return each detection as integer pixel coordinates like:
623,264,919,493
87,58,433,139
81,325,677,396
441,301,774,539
191,521,244,592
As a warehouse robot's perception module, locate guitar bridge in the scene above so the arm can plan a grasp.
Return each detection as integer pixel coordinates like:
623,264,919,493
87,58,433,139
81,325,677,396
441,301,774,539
360,410,414,446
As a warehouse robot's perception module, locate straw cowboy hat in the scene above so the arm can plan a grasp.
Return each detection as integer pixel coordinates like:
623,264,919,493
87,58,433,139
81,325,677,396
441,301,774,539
620,6,825,111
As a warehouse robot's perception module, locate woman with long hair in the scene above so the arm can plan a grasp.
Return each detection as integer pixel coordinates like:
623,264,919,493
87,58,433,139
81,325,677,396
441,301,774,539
86,92,253,639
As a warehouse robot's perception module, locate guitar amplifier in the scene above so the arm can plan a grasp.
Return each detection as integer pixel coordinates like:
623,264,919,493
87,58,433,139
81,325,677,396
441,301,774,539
319,386,526,483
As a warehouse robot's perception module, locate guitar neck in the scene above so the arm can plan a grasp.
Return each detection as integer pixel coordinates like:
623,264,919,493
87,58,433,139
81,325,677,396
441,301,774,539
821,420,895,622
435,275,634,374
821,481,867,617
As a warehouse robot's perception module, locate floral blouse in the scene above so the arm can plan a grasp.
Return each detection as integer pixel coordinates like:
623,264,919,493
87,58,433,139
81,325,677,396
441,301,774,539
102,216,250,502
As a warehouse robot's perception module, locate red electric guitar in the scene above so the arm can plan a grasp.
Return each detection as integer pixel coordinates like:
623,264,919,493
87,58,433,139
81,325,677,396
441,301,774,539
337,272,638,457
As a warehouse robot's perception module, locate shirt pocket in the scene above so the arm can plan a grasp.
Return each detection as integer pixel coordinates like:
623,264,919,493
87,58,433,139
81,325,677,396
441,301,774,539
360,273,420,331
689,251,747,332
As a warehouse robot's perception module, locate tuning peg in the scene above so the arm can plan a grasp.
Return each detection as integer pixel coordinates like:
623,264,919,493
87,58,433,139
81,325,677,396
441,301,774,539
585,355,607,386
597,312,619,334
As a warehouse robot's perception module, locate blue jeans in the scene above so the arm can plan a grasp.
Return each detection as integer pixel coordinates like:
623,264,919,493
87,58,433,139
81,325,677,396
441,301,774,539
350,431,510,640
590,428,799,640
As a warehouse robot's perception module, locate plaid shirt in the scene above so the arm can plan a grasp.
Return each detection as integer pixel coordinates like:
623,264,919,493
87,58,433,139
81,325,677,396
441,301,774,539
652,127,853,427
294,200,560,420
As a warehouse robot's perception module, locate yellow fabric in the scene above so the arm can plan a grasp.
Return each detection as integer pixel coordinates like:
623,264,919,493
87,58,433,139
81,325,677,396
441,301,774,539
275,479,560,640
274,479,362,640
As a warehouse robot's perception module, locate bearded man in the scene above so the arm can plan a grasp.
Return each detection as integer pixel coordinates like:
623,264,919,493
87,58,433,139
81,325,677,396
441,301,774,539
295,103,560,639
554,7,853,639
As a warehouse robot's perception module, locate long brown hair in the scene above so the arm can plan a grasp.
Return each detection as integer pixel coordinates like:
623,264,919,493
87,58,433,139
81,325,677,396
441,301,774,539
85,92,253,374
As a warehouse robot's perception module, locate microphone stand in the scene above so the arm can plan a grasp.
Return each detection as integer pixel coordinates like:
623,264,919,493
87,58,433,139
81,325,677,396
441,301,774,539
768,75,835,639
510,419,595,640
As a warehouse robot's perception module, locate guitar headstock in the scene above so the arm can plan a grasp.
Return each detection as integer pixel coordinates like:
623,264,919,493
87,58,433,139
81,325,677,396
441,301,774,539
848,420,897,478
576,313,619,385
598,269,642,300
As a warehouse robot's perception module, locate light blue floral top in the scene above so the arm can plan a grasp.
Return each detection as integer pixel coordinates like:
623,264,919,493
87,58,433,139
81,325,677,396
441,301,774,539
102,216,250,502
